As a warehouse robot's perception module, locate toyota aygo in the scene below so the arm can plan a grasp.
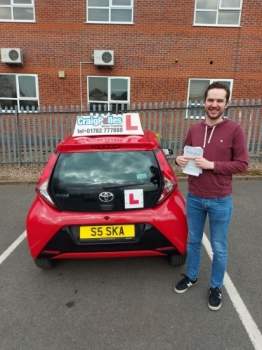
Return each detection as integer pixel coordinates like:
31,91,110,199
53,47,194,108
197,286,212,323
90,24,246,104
26,113,188,268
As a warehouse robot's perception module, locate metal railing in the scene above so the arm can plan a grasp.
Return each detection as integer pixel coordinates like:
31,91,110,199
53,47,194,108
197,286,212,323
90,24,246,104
0,99,261,165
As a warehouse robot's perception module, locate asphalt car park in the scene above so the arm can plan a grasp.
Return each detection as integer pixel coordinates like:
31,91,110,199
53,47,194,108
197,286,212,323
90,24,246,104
0,181,262,350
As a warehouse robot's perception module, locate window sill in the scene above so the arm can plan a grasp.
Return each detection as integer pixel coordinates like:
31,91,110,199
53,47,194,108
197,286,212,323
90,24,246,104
192,24,242,28
85,21,134,25
0,19,35,23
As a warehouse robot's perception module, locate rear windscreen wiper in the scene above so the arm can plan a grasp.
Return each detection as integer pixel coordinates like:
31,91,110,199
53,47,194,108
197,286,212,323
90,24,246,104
103,182,145,190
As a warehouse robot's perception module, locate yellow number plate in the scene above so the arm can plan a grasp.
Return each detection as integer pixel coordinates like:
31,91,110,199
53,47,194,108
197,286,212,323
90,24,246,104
80,225,135,240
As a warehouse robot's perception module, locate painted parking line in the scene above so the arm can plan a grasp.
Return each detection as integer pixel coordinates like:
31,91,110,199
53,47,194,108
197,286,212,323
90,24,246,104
0,231,26,266
203,233,262,350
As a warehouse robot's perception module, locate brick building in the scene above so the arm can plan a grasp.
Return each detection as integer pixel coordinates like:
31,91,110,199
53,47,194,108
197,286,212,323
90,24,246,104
0,0,262,112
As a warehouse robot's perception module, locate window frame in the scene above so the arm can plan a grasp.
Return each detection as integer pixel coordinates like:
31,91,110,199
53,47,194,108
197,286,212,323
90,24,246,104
0,0,35,22
194,0,243,27
86,0,134,24
0,73,39,112
87,76,130,113
187,78,234,119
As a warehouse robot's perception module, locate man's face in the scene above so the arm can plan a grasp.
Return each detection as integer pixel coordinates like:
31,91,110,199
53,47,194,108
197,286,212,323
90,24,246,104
204,88,228,122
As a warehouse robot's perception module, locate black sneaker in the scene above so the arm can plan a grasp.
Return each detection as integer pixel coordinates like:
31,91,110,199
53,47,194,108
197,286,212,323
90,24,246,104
208,287,222,310
174,274,198,293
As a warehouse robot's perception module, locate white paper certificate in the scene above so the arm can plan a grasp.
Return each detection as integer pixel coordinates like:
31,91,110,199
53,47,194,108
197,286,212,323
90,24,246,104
182,146,203,176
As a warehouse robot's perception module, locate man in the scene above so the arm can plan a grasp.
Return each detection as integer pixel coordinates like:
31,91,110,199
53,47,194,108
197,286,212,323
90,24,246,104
174,82,248,310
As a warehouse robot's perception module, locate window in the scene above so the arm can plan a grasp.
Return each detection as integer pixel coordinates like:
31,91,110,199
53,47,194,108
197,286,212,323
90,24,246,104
194,0,242,26
88,76,130,113
187,78,233,118
0,74,39,111
51,151,160,212
87,0,133,24
0,0,35,22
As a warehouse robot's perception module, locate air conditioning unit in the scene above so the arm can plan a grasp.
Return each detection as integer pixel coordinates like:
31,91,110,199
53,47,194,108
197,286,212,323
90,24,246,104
1,48,23,64
94,50,114,66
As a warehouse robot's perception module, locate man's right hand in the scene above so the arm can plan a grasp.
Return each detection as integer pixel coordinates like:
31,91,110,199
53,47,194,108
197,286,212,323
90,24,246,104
176,155,191,167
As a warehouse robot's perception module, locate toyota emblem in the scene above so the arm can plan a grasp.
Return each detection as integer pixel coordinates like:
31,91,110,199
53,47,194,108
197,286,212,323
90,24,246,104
99,192,114,202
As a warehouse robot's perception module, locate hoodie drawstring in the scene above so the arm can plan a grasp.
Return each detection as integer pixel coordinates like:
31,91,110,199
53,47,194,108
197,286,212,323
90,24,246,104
203,125,207,148
203,125,216,148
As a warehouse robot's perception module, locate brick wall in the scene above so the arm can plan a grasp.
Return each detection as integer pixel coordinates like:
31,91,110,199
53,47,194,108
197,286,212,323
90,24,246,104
1,0,262,106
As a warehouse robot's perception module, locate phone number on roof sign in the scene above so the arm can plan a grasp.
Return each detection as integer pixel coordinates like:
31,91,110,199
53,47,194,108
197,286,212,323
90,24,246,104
76,127,123,134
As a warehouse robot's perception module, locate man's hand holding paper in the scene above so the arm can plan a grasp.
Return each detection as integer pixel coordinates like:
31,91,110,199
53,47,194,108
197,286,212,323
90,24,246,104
194,156,214,170
180,146,204,176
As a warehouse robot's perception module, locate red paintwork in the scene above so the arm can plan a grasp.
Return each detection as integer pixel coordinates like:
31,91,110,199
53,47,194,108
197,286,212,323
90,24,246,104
51,251,167,259
56,130,158,153
26,130,188,261
36,152,58,187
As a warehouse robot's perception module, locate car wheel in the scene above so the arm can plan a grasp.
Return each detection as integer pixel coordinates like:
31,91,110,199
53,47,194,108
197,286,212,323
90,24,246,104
34,258,58,269
167,253,187,266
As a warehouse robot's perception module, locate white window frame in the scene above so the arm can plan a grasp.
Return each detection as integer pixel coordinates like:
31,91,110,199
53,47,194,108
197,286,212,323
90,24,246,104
86,0,134,24
0,0,35,22
187,78,234,118
194,0,242,27
87,76,130,113
0,73,39,112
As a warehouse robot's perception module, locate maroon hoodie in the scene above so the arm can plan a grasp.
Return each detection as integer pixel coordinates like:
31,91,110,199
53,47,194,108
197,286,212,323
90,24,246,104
182,118,248,198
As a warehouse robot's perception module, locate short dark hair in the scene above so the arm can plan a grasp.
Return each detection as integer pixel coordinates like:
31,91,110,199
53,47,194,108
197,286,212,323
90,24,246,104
204,82,230,103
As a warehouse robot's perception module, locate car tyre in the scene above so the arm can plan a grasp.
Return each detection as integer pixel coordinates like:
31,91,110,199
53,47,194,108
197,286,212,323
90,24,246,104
167,253,187,266
34,258,58,269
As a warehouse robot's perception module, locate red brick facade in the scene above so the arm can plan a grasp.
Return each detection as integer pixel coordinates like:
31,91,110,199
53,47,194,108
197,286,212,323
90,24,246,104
1,0,262,106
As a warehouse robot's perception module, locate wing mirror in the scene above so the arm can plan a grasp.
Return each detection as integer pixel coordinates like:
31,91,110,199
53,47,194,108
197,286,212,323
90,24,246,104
162,148,173,156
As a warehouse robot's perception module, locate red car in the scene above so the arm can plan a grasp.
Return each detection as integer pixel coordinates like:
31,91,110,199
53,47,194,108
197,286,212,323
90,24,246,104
26,128,187,269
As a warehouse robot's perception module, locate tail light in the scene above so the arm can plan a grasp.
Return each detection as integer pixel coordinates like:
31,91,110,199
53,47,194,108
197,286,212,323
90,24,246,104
38,179,56,207
36,153,58,207
155,149,177,203
92,145,120,149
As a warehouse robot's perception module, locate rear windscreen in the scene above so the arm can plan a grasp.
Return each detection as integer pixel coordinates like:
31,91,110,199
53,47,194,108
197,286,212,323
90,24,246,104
53,151,160,185
50,151,162,212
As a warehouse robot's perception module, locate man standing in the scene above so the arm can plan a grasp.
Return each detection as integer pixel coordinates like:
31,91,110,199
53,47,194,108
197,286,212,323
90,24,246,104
174,82,248,310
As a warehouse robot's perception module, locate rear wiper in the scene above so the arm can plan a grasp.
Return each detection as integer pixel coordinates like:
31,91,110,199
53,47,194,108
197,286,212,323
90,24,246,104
103,182,145,190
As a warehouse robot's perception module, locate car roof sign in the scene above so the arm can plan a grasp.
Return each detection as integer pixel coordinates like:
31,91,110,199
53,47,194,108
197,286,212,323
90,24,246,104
72,113,144,137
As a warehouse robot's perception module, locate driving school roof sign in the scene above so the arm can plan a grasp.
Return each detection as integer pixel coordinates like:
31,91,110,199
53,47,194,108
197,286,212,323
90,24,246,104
73,113,143,136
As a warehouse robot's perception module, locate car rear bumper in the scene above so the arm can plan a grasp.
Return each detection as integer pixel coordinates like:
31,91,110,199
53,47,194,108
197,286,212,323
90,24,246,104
26,188,188,259
36,224,183,259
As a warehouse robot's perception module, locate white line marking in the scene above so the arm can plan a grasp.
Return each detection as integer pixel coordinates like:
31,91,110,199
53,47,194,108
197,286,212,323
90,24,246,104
203,233,262,350
0,231,26,265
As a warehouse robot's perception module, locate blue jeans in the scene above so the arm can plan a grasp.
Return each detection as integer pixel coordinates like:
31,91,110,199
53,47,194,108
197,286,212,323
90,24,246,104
186,192,233,288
